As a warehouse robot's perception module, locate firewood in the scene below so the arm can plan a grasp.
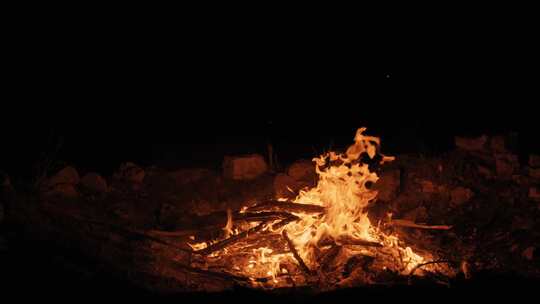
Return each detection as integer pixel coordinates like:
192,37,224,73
319,245,342,272
195,217,297,256
247,200,326,214
282,230,313,276
337,236,383,247
390,219,453,230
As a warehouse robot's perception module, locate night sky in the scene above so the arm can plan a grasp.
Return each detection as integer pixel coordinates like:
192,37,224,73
3,24,538,178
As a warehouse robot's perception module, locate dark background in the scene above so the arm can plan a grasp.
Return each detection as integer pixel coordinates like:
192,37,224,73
3,16,539,179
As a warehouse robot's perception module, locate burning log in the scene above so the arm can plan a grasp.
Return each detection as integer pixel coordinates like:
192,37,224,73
247,200,326,214
282,230,313,276
390,219,453,230
195,217,298,256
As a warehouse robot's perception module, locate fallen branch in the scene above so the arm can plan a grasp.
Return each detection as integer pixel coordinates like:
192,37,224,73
247,200,325,214
196,221,269,255
390,219,453,230
282,230,313,276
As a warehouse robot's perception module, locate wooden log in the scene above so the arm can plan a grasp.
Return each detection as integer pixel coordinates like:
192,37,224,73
194,216,299,256
282,230,313,276
247,200,325,214
390,219,453,230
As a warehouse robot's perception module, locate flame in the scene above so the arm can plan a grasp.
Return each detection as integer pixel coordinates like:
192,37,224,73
190,127,446,286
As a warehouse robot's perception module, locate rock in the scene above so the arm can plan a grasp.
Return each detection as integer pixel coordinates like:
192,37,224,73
402,206,428,223
115,162,145,183
223,154,268,180
81,173,108,193
455,135,488,151
529,155,540,168
45,166,80,187
450,187,474,207
373,170,400,202
287,160,316,182
41,166,80,198
495,154,519,179
419,180,435,193
273,173,300,199
522,247,535,261
489,136,507,153
477,165,493,179
529,187,540,202
528,167,540,180
169,169,216,186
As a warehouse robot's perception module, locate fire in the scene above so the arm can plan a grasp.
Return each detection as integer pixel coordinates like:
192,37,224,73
189,127,448,287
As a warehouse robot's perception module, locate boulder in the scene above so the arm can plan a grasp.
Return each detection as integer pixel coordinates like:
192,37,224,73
455,135,488,152
450,187,474,207
495,154,519,179
529,187,540,202
169,169,216,186
41,166,80,198
373,169,400,202
529,154,540,168
45,166,80,187
489,136,507,153
223,154,268,180
287,160,316,182
81,172,108,193
528,167,540,180
522,247,535,261
273,173,300,199
115,162,145,183
419,180,436,193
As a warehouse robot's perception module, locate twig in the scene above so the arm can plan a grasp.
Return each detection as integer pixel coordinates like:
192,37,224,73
408,259,452,277
282,230,313,276
247,200,325,214
390,219,452,230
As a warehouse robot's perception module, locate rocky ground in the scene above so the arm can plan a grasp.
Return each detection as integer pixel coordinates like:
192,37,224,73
1,134,539,297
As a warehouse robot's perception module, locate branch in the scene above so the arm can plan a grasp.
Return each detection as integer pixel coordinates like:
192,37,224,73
282,230,313,276
390,219,453,230
247,200,326,214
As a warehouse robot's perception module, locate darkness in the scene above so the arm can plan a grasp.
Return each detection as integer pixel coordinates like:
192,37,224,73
4,24,538,179
2,10,540,302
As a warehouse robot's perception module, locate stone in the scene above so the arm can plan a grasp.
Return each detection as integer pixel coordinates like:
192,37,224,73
529,187,540,202
450,187,474,207
528,167,540,180
223,154,268,180
45,184,79,198
529,155,540,168
419,180,435,193
45,166,80,187
490,136,507,153
287,160,316,182
373,170,400,202
273,173,300,199
522,247,535,261
41,166,80,198
115,162,145,183
81,173,108,193
495,154,519,179
477,165,493,179
454,135,488,151
402,206,428,223
169,169,216,186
